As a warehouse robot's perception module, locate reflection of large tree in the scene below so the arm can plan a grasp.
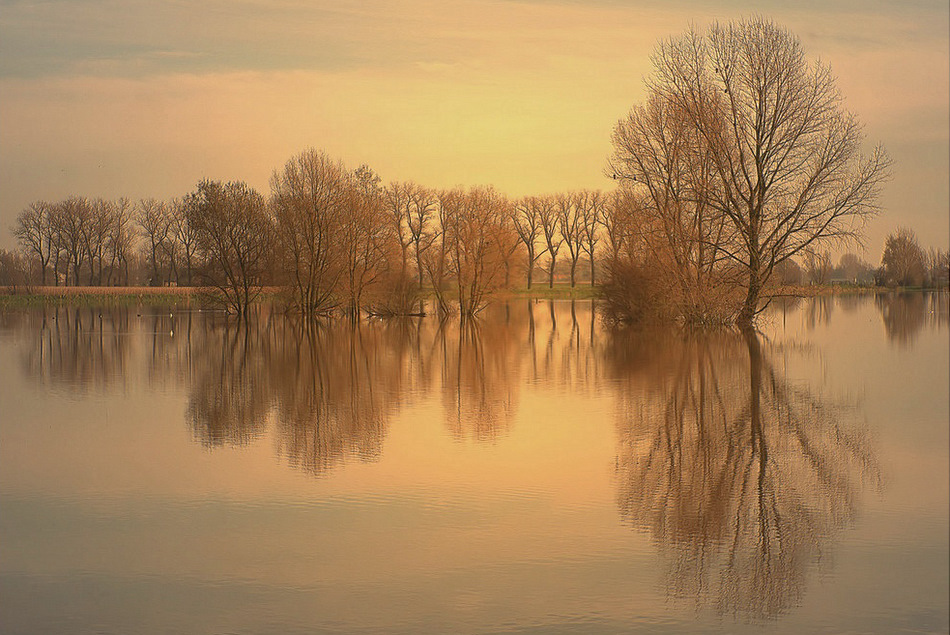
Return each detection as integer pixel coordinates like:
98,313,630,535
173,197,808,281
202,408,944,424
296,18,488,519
610,328,879,621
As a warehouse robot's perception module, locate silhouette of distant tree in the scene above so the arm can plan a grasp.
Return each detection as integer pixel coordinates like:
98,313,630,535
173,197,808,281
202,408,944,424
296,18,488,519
881,227,927,287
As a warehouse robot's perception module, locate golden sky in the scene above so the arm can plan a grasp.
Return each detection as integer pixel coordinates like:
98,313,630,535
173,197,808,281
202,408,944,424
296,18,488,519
1,0,947,256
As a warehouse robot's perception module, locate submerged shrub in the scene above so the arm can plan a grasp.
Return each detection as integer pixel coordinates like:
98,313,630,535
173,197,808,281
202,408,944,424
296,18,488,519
599,254,742,326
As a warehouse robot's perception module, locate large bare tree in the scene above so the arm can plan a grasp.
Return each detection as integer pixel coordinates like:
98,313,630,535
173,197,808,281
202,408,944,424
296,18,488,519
611,18,889,326
445,187,512,317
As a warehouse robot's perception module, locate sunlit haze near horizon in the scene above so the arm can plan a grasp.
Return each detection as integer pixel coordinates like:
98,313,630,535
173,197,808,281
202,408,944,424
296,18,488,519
1,0,947,259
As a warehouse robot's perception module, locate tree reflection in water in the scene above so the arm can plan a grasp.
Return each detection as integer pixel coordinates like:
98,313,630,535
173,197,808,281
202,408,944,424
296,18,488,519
18,306,135,391
186,309,414,475
875,291,949,347
187,314,273,448
607,327,880,621
3,299,900,620
269,317,409,476
438,313,520,442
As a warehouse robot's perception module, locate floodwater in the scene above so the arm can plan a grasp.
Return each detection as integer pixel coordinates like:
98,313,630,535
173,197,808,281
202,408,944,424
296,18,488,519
0,292,947,634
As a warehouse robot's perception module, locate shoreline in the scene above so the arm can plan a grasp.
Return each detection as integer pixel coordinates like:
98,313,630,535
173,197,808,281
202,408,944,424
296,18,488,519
0,283,941,309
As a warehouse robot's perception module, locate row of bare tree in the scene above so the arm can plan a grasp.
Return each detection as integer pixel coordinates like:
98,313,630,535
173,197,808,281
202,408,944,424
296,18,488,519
267,150,616,317
13,198,138,287
10,194,204,289
10,149,632,317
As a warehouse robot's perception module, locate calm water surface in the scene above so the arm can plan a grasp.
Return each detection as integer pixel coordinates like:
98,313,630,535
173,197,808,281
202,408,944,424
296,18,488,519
1,293,947,634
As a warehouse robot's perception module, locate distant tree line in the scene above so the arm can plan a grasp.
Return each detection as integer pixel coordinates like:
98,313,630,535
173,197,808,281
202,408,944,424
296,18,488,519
768,236,948,290
877,227,949,288
6,149,612,317
4,150,946,320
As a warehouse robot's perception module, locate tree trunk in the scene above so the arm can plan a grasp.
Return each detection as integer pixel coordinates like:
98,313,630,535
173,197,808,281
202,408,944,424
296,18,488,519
738,269,761,328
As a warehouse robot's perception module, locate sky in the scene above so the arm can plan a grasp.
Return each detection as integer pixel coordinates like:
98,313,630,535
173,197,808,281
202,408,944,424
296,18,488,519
1,0,947,259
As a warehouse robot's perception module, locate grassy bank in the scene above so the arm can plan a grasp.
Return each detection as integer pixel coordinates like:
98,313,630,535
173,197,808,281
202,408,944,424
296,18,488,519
0,286,207,309
0,283,599,308
771,284,883,297
495,283,599,300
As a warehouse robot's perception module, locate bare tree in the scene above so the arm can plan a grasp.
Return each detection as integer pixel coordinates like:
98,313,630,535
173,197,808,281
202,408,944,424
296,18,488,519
576,190,604,286
384,181,415,278
445,187,512,317
609,88,734,321
927,248,949,287
57,197,93,286
0,249,28,288
271,149,349,315
407,184,436,287
494,196,522,288
341,164,392,316
423,189,456,316
170,197,199,286
82,199,115,285
613,18,889,326
138,198,171,287
104,198,136,286
802,249,832,285
511,197,544,289
556,193,584,287
536,195,562,288
600,189,640,263
187,180,273,316
46,205,66,286
13,201,53,285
